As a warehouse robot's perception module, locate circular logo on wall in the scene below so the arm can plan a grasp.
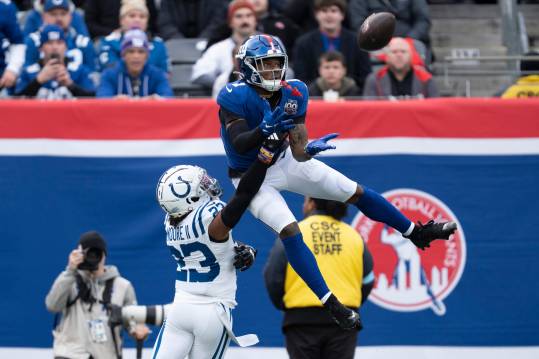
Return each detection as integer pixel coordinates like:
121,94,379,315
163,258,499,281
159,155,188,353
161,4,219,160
351,188,466,316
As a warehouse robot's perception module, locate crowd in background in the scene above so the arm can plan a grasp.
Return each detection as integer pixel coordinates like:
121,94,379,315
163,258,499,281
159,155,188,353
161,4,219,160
1,0,537,100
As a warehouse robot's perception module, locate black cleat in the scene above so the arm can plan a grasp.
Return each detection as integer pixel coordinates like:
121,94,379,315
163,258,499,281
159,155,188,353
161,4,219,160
405,220,457,250
324,294,363,331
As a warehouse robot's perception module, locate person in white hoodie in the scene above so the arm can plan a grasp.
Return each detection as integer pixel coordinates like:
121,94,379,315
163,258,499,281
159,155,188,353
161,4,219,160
45,231,150,359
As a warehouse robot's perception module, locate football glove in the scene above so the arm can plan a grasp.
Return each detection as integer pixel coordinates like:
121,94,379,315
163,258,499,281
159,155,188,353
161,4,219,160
405,220,457,250
234,242,257,271
305,133,339,156
259,100,291,136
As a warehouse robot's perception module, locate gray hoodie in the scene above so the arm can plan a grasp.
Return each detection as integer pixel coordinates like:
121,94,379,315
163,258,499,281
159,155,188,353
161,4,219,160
45,265,137,359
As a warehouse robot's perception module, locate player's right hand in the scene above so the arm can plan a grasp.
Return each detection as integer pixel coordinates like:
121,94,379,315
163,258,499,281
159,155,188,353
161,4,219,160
259,100,289,136
68,246,84,271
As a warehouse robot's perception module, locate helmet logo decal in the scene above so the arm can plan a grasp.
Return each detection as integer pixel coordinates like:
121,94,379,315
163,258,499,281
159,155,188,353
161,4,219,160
169,176,191,198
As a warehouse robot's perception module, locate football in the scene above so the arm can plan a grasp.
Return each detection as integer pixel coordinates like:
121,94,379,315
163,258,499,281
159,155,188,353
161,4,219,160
357,12,396,51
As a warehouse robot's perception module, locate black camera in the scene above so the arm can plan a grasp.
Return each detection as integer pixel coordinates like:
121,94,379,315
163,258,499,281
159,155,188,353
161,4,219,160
77,247,104,271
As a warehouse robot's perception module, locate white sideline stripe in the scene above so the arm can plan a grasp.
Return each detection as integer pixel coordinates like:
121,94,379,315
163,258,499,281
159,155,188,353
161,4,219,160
0,138,538,157
1,346,538,359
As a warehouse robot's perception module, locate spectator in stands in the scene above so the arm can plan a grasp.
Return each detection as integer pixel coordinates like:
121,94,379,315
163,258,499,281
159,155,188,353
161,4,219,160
293,0,371,90
191,0,257,90
363,37,438,99
205,0,299,57
282,0,317,34
23,0,89,36
158,0,227,41
308,51,360,99
501,51,539,98
348,0,431,48
96,0,169,73
16,24,95,98
0,0,25,92
211,45,241,98
46,231,150,359
264,197,374,359
84,0,158,39
97,29,173,98
24,0,96,71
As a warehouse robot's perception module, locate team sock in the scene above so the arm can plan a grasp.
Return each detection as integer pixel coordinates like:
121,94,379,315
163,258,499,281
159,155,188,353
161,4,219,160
281,233,331,300
354,186,414,235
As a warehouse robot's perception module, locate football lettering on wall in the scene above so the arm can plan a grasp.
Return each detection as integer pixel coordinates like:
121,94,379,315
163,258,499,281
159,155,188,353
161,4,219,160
352,189,466,316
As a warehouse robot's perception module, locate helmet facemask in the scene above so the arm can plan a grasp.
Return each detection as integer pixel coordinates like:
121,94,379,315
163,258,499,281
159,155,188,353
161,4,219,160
244,54,288,92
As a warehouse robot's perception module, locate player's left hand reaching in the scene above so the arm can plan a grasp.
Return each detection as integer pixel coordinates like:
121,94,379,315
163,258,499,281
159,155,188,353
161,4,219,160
234,242,257,271
305,133,339,156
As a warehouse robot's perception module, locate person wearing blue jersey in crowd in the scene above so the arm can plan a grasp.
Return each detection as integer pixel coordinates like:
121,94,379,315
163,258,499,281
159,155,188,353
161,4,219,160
96,0,169,72
16,24,95,98
97,28,172,98
0,0,25,91
23,0,89,36
217,34,457,330
24,0,96,71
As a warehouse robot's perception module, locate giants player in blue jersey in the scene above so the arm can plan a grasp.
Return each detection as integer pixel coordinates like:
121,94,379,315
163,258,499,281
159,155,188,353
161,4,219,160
217,34,457,330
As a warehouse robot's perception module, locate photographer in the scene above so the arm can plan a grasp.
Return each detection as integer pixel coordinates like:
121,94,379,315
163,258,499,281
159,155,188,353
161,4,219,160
15,24,95,99
45,231,150,359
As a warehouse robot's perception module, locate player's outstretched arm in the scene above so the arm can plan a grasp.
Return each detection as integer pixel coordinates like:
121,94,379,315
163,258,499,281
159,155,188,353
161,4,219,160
289,124,312,161
208,141,277,241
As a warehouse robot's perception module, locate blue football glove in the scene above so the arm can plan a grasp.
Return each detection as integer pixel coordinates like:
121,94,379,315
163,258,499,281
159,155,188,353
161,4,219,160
259,100,291,136
305,133,339,156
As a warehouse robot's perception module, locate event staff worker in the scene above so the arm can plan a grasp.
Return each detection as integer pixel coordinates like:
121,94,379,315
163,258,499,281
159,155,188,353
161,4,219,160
97,28,172,98
264,197,374,359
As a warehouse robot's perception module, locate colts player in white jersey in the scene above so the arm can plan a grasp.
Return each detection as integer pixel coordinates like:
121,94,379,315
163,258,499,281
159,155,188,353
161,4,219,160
151,139,290,359
217,34,458,330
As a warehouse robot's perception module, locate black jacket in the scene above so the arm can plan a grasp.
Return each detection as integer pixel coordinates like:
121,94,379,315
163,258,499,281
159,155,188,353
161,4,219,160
84,0,158,39
158,0,227,40
292,28,372,90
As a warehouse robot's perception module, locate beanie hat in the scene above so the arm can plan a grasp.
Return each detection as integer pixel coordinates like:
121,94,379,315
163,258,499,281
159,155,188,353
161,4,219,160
120,0,149,18
121,28,150,54
79,231,108,255
227,0,256,23
44,0,69,12
40,24,66,46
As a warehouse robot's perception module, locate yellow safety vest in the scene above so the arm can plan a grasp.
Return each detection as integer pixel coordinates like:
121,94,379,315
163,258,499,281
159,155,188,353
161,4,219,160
502,75,539,98
283,215,364,309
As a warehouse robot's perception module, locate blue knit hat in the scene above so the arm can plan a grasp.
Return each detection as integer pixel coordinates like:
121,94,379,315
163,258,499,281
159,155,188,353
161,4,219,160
40,24,66,46
44,0,69,12
121,28,150,54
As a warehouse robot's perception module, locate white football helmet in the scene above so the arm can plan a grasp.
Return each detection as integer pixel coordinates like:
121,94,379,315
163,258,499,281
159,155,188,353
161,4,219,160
156,165,222,217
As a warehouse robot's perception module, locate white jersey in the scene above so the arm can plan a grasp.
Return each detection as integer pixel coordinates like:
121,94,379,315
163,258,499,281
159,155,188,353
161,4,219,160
164,199,237,305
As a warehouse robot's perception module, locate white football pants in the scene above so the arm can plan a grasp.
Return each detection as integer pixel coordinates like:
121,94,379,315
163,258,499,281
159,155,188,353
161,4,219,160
232,147,357,233
151,302,232,359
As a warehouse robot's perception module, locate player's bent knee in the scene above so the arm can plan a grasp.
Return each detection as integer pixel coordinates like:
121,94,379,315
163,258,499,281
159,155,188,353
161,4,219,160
346,184,364,203
279,222,300,238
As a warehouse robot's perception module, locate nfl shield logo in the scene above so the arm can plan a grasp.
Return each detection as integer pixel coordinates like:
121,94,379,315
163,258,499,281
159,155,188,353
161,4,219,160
352,188,466,316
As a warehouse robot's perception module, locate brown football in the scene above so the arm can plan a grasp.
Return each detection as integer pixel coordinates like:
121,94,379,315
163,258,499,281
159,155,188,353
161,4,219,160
357,12,396,51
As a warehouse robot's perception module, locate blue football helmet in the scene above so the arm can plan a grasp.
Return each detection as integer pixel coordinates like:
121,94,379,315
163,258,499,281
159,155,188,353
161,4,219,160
236,34,288,92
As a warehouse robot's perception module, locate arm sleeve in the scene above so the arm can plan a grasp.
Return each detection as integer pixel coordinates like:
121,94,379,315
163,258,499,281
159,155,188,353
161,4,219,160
96,70,117,97
158,0,183,40
362,73,378,98
425,78,439,98
263,239,287,310
222,108,266,154
16,77,41,96
45,268,78,313
361,242,374,305
220,159,268,229
191,46,220,87
154,69,173,97
6,44,25,75
122,281,138,306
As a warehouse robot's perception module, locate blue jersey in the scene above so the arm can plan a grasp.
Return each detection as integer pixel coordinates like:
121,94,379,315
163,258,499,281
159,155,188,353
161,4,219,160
216,79,309,172
25,28,96,71
0,0,23,73
23,9,89,37
97,31,169,73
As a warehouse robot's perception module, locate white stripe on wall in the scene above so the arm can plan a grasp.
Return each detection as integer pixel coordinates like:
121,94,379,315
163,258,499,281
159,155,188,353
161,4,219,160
1,346,538,359
0,138,538,157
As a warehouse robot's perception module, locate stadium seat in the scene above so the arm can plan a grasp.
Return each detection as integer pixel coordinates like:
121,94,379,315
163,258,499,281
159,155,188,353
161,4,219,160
165,38,208,65
169,64,210,97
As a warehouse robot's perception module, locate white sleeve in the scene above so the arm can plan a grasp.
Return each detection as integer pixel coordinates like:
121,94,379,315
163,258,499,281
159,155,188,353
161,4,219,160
6,43,26,75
